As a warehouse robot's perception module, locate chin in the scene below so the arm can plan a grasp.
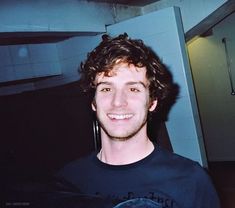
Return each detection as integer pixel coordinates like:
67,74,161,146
110,136,130,141
106,130,138,141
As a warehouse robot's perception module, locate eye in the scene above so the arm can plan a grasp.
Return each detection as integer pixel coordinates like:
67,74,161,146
130,87,140,92
100,87,111,92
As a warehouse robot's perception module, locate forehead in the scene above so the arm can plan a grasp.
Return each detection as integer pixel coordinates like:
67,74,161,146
95,63,148,84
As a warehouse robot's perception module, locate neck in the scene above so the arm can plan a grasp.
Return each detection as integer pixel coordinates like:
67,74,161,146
98,130,154,165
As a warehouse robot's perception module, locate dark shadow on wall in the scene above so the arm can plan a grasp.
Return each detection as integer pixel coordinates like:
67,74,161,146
0,82,95,183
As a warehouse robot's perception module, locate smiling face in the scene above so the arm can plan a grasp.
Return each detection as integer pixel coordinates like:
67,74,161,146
92,63,157,141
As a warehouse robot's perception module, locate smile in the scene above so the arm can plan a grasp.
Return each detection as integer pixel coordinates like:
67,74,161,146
108,114,133,120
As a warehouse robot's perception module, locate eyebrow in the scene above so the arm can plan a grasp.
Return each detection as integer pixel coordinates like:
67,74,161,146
96,81,148,88
96,81,112,87
126,81,148,88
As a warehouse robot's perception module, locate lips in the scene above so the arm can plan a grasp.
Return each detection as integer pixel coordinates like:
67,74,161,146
107,113,133,120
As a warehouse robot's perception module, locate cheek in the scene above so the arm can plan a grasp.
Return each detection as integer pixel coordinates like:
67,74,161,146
133,94,151,106
128,99,149,114
93,95,110,110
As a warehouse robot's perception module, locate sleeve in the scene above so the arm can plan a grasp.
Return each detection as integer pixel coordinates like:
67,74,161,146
53,160,83,193
193,164,221,208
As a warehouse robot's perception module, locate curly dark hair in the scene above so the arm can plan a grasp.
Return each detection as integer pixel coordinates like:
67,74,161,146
80,33,176,110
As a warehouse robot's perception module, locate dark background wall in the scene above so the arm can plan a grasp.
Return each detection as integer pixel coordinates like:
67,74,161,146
1,82,95,185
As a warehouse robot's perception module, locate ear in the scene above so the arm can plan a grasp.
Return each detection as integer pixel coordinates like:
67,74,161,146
149,100,158,112
91,100,96,111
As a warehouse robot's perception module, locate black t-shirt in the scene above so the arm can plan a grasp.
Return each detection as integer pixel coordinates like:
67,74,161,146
56,146,220,208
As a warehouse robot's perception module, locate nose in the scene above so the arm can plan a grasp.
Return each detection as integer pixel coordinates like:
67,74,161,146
111,90,128,108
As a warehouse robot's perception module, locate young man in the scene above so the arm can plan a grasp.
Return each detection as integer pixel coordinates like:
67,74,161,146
57,34,220,208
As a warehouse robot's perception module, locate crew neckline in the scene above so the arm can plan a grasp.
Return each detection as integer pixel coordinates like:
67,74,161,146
93,144,159,170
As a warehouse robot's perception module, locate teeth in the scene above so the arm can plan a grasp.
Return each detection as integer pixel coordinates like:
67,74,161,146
108,114,133,120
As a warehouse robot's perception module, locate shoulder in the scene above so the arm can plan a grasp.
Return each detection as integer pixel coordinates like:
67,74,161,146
156,147,208,179
156,146,199,165
156,147,220,205
56,151,97,179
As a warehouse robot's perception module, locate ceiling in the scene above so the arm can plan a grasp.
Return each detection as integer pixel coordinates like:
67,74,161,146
87,0,161,6
0,0,161,45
